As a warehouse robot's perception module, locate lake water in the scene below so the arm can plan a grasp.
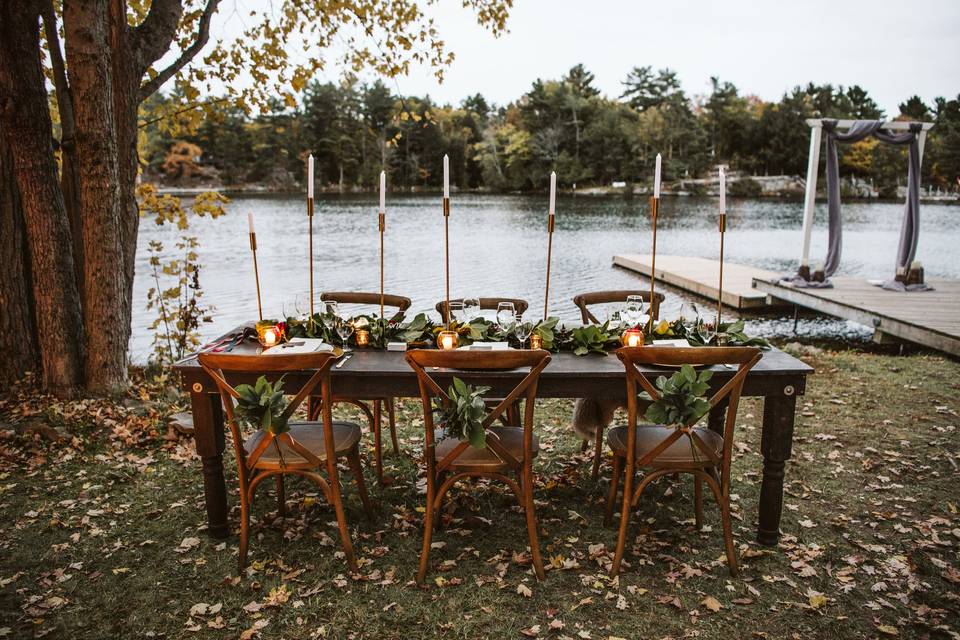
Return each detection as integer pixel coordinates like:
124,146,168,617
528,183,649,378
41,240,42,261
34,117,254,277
131,193,960,361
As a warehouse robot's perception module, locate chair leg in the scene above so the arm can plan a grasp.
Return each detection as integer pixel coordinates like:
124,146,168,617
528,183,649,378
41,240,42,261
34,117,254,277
347,447,375,520
591,424,605,479
610,458,635,577
372,400,384,483
238,498,250,570
275,475,286,518
521,463,545,581
694,474,703,530
325,461,358,572
720,498,739,577
604,454,624,527
387,398,400,455
417,477,437,584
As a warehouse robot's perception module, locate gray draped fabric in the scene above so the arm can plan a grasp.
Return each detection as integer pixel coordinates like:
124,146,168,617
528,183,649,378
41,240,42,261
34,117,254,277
820,119,924,279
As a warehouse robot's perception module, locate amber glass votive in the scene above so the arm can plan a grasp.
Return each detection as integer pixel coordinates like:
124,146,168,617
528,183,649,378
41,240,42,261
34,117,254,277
437,330,459,350
257,324,280,347
355,328,370,347
620,328,644,348
529,334,543,350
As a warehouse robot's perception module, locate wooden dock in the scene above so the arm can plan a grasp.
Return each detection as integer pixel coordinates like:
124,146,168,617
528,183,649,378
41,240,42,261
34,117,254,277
612,254,780,309
754,277,960,356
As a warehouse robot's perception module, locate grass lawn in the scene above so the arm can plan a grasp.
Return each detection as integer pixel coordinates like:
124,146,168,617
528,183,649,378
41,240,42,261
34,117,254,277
1,344,959,639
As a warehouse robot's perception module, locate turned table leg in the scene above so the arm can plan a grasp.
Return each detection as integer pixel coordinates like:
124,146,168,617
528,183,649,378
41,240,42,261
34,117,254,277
191,389,229,539
757,387,798,547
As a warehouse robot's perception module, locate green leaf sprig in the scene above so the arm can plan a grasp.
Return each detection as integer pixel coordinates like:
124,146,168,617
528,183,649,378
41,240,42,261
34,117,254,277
235,375,290,435
432,377,491,448
639,364,714,427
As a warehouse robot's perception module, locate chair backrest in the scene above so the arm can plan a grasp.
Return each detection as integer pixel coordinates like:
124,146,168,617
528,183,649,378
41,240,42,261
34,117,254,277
198,351,338,473
573,290,665,324
405,349,550,471
435,297,529,323
616,346,762,487
321,291,412,321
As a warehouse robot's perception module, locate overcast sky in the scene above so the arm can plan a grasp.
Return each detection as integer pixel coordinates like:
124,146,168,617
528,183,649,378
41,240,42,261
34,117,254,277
289,0,959,114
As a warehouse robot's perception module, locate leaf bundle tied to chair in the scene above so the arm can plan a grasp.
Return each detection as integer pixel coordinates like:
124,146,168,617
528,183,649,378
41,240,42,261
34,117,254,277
432,377,491,448
235,375,290,436
639,364,713,427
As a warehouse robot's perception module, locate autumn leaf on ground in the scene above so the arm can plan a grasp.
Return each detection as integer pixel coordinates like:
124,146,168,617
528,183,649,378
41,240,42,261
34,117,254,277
701,595,723,612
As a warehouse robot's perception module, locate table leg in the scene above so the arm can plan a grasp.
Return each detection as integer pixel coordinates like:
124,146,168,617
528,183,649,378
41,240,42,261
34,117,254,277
191,390,229,539
757,389,798,546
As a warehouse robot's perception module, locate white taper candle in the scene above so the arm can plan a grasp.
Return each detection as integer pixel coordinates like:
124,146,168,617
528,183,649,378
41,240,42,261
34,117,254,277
719,166,726,215
443,154,450,199
653,153,662,199
248,212,254,234
549,171,556,215
379,170,386,214
307,154,314,199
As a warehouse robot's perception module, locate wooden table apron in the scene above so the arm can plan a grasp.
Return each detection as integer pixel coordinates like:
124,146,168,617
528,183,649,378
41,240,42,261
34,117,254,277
175,347,811,546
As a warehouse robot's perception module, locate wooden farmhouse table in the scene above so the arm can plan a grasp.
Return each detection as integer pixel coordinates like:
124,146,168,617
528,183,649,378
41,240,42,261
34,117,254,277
174,333,813,546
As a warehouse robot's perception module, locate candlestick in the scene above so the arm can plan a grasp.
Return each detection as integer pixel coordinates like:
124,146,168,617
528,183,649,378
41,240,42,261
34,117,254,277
649,195,659,322
443,154,450,199
653,153,662,199
248,215,263,321
443,193,451,329
307,154,314,199
544,171,556,320
717,166,726,327
307,154,315,318
379,171,386,322
719,166,726,215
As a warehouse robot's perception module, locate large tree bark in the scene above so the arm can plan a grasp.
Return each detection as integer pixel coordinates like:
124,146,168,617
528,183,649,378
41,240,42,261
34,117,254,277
0,1,84,395
64,0,128,393
0,134,40,387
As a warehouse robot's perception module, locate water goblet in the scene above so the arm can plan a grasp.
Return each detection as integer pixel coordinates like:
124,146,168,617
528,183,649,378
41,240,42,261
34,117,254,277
623,295,644,326
513,315,531,349
678,301,700,327
335,316,354,347
463,297,480,321
449,301,466,325
496,301,516,328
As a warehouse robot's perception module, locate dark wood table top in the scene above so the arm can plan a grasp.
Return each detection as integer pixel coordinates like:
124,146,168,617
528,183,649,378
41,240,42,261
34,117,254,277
175,332,813,400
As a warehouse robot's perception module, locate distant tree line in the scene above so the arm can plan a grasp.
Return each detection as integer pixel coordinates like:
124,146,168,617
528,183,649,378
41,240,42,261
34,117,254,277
141,65,960,195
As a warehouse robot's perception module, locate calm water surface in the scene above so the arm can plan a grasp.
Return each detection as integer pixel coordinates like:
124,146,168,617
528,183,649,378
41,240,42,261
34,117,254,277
130,193,960,361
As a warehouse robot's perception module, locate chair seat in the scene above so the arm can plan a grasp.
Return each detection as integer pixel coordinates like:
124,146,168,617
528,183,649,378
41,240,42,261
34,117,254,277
434,427,539,467
607,424,723,467
244,420,361,468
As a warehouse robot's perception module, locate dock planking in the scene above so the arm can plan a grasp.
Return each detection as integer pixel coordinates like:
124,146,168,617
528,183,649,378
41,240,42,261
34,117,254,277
612,254,779,309
753,277,960,356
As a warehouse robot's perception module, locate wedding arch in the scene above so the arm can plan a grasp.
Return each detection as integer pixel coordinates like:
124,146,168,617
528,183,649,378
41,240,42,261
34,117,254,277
796,118,934,286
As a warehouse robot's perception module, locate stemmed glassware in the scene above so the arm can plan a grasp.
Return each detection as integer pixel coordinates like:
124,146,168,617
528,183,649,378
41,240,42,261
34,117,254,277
334,315,354,347
449,301,466,325
324,301,340,318
496,301,515,328
513,314,531,348
678,301,701,327
463,297,479,322
623,295,644,327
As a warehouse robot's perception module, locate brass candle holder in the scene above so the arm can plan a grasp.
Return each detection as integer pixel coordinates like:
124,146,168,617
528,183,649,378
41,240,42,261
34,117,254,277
648,196,660,321
355,328,370,347
543,213,555,320
250,230,263,321
529,334,543,350
443,196,451,329
308,196,315,317
717,212,726,327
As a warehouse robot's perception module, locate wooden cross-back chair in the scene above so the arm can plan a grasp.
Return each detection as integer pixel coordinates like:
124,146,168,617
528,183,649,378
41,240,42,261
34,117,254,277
405,349,551,584
571,290,665,479
434,296,529,324
316,291,412,484
605,346,762,577
198,351,373,572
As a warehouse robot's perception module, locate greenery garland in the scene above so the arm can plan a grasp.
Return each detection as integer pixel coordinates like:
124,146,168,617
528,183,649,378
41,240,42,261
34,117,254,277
261,311,769,355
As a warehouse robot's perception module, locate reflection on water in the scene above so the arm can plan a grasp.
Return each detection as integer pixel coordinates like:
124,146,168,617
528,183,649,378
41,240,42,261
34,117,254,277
131,193,960,361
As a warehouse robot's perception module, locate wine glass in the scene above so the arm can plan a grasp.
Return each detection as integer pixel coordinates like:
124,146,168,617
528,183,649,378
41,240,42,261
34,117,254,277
678,301,700,327
334,316,354,347
513,314,531,348
496,301,515,327
449,301,466,325
324,301,340,318
623,295,644,326
463,297,480,321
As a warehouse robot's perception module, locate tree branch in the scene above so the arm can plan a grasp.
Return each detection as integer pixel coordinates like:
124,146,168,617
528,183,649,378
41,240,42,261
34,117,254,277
138,0,220,103
40,0,75,144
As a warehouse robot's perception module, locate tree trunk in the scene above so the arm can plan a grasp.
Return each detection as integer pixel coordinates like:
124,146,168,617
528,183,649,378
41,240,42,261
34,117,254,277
0,133,40,386
0,1,84,395
64,0,128,393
